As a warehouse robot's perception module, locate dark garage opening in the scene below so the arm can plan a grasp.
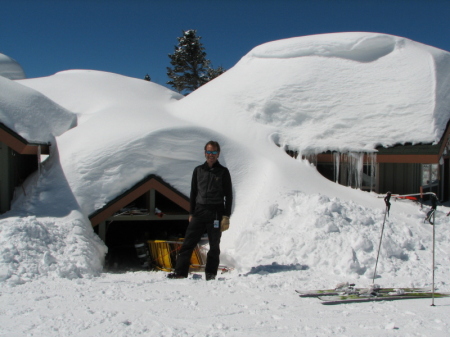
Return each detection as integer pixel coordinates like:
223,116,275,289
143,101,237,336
91,177,192,273
101,219,189,271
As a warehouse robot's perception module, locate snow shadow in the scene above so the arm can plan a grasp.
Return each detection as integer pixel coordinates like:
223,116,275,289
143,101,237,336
244,262,308,276
8,149,81,218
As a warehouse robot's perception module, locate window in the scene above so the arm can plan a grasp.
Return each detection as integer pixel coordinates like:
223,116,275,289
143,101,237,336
422,164,439,186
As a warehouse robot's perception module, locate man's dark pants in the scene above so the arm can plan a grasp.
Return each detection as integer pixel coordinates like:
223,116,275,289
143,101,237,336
174,216,222,277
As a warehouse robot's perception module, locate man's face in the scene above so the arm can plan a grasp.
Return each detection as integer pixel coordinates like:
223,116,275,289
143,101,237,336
205,144,219,166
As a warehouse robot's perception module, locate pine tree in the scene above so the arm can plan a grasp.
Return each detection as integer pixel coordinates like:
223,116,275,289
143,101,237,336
205,66,225,82
167,30,225,94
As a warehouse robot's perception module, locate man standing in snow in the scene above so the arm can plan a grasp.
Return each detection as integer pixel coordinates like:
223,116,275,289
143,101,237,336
168,141,233,281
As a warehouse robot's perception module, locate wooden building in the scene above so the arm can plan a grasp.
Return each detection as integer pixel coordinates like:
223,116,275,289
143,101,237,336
309,122,450,201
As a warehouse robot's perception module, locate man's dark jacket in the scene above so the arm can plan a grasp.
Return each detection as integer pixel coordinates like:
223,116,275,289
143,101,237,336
190,161,232,219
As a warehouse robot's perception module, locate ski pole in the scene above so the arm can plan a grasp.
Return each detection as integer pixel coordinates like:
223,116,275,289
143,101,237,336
373,192,391,284
423,193,438,306
430,196,437,307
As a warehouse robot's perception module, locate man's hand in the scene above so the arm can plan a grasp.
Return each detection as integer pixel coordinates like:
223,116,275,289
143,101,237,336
221,216,230,232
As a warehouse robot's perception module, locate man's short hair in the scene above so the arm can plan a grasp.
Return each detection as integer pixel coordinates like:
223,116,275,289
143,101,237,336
204,141,220,152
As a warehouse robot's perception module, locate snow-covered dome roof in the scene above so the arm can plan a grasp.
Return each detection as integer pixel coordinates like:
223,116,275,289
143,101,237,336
0,53,26,80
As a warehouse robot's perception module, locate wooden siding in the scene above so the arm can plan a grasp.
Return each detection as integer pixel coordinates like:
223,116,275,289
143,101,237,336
377,163,422,195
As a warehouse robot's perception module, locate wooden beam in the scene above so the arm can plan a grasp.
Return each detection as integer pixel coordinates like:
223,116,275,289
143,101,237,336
315,153,439,164
0,126,49,155
108,214,188,221
89,177,189,227
376,154,439,164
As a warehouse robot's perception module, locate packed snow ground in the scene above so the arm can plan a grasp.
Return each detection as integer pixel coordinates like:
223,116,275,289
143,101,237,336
1,32,450,336
1,269,450,337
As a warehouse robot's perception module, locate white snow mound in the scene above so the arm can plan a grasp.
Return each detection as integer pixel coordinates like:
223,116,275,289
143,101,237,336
0,211,106,285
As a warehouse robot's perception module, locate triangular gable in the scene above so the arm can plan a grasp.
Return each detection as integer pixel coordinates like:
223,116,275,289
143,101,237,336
0,123,49,155
89,175,189,226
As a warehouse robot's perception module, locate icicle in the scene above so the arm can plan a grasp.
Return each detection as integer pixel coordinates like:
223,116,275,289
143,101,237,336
347,152,364,189
37,145,41,176
304,153,317,166
332,151,377,190
311,154,317,166
356,153,364,189
368,153,377,192
345,153,352,187
333,152,340,183
348,153,355,188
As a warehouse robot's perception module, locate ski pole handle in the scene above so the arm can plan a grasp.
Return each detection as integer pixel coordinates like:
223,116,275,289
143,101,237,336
384,192,391,215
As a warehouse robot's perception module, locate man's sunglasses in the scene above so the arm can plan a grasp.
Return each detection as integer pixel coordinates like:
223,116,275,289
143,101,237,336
205,151,219,155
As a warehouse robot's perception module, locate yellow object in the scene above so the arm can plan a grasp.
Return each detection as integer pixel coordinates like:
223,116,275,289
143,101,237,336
148,240,204,271
148,240,172,272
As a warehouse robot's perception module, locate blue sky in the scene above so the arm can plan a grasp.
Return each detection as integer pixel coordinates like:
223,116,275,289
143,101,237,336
2,0,450,89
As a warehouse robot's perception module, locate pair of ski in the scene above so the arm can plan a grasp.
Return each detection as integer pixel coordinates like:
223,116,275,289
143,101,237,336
296,285,449,305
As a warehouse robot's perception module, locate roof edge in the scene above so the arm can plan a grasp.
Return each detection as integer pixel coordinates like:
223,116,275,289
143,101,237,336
0,123,50,154
89,174,189,226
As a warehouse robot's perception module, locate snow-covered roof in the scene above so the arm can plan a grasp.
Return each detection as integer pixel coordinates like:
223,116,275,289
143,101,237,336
178,32,450,154
0,53,26,80
0,76,76,144
8,31,449,219
18,70,187,217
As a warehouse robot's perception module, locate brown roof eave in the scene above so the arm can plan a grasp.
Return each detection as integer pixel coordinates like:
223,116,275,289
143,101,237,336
316,152,440,164
0,123,50,155
88,175,190,227
375,120,450,161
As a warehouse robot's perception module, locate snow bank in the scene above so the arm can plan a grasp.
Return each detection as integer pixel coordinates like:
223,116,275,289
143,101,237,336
0,53,25,80
231,191,450,282
0,76,76,143
0,211,106,285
